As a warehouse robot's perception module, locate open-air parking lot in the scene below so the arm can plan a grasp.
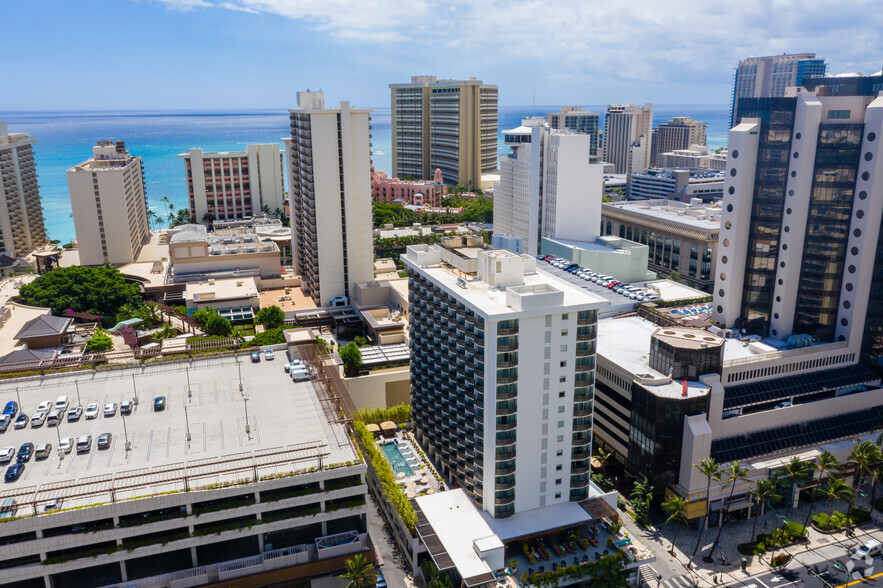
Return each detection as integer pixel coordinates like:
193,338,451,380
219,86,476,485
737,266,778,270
0,352,356,512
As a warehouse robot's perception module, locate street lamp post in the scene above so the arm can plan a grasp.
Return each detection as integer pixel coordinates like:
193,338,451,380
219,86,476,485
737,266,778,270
238,362,243,393
186,367,192,400
131,374,139,406
244,396,250,437
184,402,191,443
122,414,131,452
15,387,21,409
74,381,81,405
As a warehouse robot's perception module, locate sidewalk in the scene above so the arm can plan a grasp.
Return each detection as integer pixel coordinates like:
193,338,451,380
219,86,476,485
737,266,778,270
620,492,880,586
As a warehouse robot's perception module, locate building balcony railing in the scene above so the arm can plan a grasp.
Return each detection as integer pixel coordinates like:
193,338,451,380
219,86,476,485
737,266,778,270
496,421,517,432
573,421,592,432
496,435,517,447
495,405,517,416
495,478,515,491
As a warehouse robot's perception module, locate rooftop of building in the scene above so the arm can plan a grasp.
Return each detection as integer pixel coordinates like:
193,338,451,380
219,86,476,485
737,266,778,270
177,144,280,159
186,276,259,303
14,314,72,340
403,245,607,316
69,140,138,171
602,199,722,229
0,303,54,358
0,122,34,146
0,355,356,515
631,168,725,181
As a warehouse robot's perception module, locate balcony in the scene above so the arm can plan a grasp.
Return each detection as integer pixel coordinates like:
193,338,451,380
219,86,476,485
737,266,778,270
495,478,515,491
496,374,518,385
496,420,517,432
573,421,592,432
497,325,519,336
496,404,517,416
496,435,517,447
497,342,518,353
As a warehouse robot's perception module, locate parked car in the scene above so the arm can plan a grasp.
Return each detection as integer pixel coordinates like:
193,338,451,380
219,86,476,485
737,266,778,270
36,400,52,413
54,396,69,413
853,539,882,559
84,403,99,419
284,360,304,373
30,412,47,427
97,433,112,450
76,435,92,453
16,443,34,463
154,396,166,411
5,463,24,482
44,497,63,511
0,447,15,463
35,443,52,460
264,349,275,361
13,413,28,429
773,401,793,409
58,437,73,454
47,409,63,427
0,414,10,432
120,401,133,415
2,401,18,417
103,403,117,417
67,405,83,421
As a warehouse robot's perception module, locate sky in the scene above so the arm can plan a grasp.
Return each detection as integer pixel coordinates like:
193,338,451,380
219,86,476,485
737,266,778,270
5,0,883,110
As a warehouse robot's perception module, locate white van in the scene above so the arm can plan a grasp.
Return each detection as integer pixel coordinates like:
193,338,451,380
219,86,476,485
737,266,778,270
290,368,309,382
853,539,882,559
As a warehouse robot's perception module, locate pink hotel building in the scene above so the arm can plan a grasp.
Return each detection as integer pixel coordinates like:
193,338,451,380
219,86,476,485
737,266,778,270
371,167,445,207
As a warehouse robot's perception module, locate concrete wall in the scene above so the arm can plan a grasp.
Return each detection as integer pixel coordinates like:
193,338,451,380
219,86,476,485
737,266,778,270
345,366,410,410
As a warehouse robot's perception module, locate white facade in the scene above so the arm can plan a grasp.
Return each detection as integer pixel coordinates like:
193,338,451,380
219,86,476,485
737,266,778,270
180,144,285,223
658,145,727,170
288,92,375,307
493,118,604,257
67,141,149,266
602,103,653,174
0,122,48,257
404,244,606,517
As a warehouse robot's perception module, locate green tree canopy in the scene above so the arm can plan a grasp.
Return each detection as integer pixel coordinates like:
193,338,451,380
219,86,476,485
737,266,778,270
587,554,627,588
339,554,376,587
192,307,233,337
85,329,114,352
340,342,363,377
18,265,141,326
254,305,286,329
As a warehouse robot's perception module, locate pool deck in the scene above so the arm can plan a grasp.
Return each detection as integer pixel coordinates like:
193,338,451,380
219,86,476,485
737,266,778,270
377,431,445,499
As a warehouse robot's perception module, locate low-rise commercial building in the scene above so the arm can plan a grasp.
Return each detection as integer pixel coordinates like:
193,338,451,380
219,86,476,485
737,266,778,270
601,199,721,292
167,224,281,283
628,168,724,203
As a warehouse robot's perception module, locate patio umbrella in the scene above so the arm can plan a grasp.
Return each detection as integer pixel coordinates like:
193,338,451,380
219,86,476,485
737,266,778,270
407,482,417,488
380,421,397,433
406,491,416,498
420,477,428,484
397,472,406,478
426,488,435,494
365,423,381,435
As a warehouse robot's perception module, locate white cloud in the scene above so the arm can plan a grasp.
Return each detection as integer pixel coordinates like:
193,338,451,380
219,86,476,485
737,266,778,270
149,0,883,93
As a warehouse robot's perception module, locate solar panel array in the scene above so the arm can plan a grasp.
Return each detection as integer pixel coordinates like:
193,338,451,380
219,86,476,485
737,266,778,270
711,405,883,464
360,343,411,367
722,364,879,410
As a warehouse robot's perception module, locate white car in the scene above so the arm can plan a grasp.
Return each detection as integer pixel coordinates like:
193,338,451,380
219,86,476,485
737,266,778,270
58,437,73,454
284,360,304,373
37,400,53,413
84,403,100,419
0,446,15,463
30,411,47,427
104,403,117,417
264,349,275,361
44,497,63,511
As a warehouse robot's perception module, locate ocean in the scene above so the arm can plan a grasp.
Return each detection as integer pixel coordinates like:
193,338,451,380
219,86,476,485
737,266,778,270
1,105,729,245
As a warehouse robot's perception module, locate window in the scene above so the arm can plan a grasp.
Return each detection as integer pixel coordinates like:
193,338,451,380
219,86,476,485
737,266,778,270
556,450,563,456
555,492,562,499
559,376,566,383
561,345,567,352
556,464,562,471
561,314,569,320
557,435,564,442
555,479,562,485
560,361,567,367
559,391,565,398
558,406,565,413
561,329,568,336
828,109,851,119
557,420,565,428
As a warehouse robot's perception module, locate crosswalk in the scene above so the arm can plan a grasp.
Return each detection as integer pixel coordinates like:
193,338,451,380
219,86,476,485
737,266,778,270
660,574,698,588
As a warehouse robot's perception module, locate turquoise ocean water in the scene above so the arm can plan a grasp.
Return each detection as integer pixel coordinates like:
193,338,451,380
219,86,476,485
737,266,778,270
0,105,729,244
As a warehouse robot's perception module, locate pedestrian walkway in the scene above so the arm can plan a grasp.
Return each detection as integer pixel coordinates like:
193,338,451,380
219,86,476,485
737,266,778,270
662,574,698,588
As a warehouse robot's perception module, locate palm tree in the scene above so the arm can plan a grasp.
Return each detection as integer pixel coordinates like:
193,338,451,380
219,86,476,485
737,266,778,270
201,211,215,228
594,447,612,476
661,495,690,553
706,462,749,562
848,439,881,505
776,457,813,516
339,554,377,587
692,458,721,562
819,477,855,524
803,450,841,530
748,479,780,544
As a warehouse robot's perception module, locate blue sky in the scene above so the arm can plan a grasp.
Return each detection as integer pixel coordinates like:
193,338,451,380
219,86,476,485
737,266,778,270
5,0,882,110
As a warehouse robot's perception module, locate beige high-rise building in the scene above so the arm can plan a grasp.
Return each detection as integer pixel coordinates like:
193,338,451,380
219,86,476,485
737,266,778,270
287,91,375,307
0,122,48,257
390,76,498,188
650,116,707,166
602,103,653,174
67,140,149,266
179,144,285,224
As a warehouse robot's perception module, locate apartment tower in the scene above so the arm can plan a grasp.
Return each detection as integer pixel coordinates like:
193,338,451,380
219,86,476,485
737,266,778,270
650,116,707,167
712,73,883,366
493,118,603,257
0,122,48,257
287,91,374,307
180,144,285,223
67,140,149,265
403,242,605,517
730,53,827,127
546,107,601,162
602,103,653,174
390,76,498,188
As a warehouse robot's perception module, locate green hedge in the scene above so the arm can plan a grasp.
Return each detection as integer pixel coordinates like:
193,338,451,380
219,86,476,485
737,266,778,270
354,404,410,426
651,296,714,309
738,521,807,555
354,421,417,533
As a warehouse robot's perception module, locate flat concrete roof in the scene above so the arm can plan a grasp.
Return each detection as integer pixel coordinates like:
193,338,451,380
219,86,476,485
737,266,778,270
480,502,592,542
0,354,355,513
603,201,721,231
416,489,501,581
186,277,259,303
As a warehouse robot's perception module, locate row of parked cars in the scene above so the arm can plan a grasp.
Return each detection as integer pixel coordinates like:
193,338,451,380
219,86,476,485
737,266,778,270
540,256,663,302
0,396,136,432
1,433,114,482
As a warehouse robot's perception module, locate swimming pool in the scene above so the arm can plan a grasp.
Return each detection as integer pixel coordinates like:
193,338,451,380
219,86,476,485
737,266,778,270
381,443,415,477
